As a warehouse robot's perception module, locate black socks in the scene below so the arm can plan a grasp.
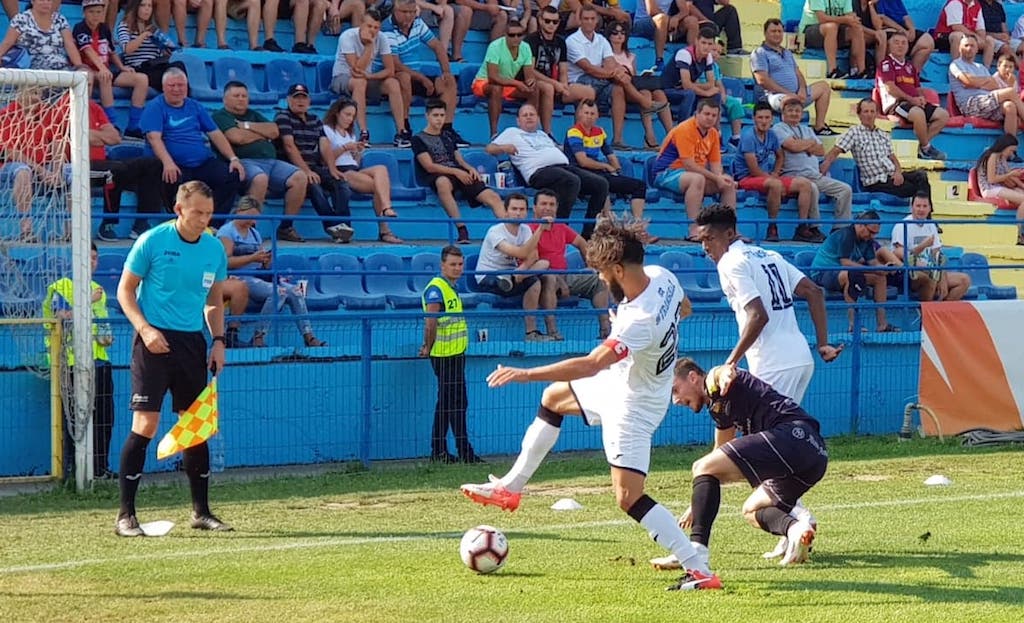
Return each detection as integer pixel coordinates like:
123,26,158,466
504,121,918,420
118,432,150,518
756,507,798,537
690,475,721,547
182,442,212,517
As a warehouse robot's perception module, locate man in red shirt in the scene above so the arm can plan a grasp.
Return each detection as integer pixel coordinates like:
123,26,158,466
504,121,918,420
934,0,995,65
529,189,611,338
877,31,949,160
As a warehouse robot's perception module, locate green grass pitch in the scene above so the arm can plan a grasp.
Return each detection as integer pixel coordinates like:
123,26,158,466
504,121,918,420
1,437,1022,623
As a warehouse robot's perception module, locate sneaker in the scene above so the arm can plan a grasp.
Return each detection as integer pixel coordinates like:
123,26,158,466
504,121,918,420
115,514,145,537
430,452,458,464
277,226,305,242
780,518,815,566
652,58,664,72
496,274,514,292
918,144,947,160
292,42,316,54
460,475,521,511
327,222,355,242
650,554,682,571
667,569,723,591
263,38,284,52
394,130,413,148
525,330,555,342
826,68,848,79
765,223,780,242
814,124,838,136
793,225,821,243
97,223,118,241
129,226,148,240
726,47,750,56
807,226,827,242
190,512,234,532
445,126,471,148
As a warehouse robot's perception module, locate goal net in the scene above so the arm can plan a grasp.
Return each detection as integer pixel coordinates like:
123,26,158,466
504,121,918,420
0,68,94,489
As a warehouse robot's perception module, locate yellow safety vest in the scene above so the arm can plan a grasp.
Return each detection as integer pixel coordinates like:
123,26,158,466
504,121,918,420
42,277,110,366
422,276,467,357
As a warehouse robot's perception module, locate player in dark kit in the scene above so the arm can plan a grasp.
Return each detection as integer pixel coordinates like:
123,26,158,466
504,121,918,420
671,358,827,568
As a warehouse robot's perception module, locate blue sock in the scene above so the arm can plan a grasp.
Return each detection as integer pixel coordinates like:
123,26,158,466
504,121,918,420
128,105,144,130
104,106,119,127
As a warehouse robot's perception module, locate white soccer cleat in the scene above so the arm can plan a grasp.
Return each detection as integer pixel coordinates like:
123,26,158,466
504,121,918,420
780,518,816,566
763,536,788,560
765,503,817,560
650,554,681,571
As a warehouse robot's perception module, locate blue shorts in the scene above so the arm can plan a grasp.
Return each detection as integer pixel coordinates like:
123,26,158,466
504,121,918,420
576,75,614,109
654,168,687,193
810,268,841,293
0,162,73,187
632,17,657,39
241,158,301,195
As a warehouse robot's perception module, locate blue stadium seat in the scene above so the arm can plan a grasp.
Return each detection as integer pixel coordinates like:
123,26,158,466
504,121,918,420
171,52,219,101
461,150,526,196
317,253,387,310
722,77,748,104
462,253,504,306
107,144,145,160
656,251,721,302
212,57,278,104
271,254,340,310
457,65,481,108
265,58,302,95
315,59,337,101
794,250,817,269
95,253,127,312
960,253,1018,299
362,253,422,309
409,252,482,308
359,151,427,201
566,248,584,271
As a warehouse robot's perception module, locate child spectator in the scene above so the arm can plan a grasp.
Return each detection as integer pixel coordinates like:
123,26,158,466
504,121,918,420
117,0,181,92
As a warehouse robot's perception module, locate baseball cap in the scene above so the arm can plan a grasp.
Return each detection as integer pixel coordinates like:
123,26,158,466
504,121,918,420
82,0,107,7
287,83,310,97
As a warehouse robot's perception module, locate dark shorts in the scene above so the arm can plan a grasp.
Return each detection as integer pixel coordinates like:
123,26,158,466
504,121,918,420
477,274,539,297
811,268,842,293
603,172,647,200
130,328,208,413
893,101,939,121
721,420,829,512
803,24,855,50
576,75,614,109
935,33,951,53
421,173,488,206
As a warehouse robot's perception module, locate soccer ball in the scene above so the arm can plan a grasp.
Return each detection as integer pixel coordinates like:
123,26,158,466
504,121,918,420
459,525,509,574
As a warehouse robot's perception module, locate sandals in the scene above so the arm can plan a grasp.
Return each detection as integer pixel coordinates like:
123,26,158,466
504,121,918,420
378,231,403,244
303,334,327,347
611,141,633,151
644,137,659,150
877,324,902,333
381,208,399,218
642,100,670,117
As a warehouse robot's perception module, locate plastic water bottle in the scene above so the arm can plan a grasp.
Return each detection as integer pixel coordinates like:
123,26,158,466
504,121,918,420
209,433,225,473
151,30,177,52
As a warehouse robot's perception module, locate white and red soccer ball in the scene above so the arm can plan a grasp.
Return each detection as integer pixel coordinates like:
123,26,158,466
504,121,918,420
459,525,509,574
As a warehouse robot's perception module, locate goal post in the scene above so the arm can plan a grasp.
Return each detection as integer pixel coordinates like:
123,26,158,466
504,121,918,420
0,68,94,490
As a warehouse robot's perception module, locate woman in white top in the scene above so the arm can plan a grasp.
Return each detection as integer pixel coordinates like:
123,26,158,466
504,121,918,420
606,22,671,150
976,134,1024,245
322,99,402,244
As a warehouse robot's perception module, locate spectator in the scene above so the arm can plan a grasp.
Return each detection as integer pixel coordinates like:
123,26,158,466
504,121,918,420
472,20,550,137
487,104,610,239
116,0,181,92
821,98,931,200
325,0,369,35
382,0,467,147
993,52,1018,90
798,0,867,79
284,0,327,53
568,6,669,149
564,99,652,237
140,68,244,218
87,101,166,242
734,102,822,243
935,0,994,66
532,0,579,33
475,192,561,341
322,98,403,244
413,99,506,244
456,0,510,40
75,0,151,138
810,210,898,332
773,96,853,226
975,133,1024,245
213,0,270,51
888,191,972,301
877,30,949,160
584,0,631,31
218,197,327,347
681,0,745,54
632,0,686,72
172,0,214,48
853,0,886,71
0,0,85,71
527,6,597,134
874,0,934,72
418,245,481,464
606,21,673,149
530,188,611,337
275,83,356,244
670,26,742,145
418,0,472,62
43,243,117,480
980,0,1021,60
949,34,1024,136
331,9,412,147
651,98,737,241
213,81,309,243
751,18,836,136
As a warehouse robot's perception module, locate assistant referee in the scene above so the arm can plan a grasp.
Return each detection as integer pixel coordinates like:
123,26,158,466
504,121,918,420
114,181,232,537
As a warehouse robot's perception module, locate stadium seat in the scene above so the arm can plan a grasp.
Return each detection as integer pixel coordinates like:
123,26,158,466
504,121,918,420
655,251,721,302
409,252,482,308
967,167,1014,210
960,253,1018,299
461,150,526,196
946,91,1002,130
317,253,387,310
271,254,340,311
95,252,127,312
793,250,817,269
461,253,504,307
315,59,337,100
212,57,278,104
457,65,481,108
721,77,747,104
359,151,427,201
170,52,220,100
362,253,422,309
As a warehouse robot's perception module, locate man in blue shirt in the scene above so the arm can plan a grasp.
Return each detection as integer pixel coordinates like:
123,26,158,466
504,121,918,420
810,210,898,332
140,68,245,220
114,180,232,537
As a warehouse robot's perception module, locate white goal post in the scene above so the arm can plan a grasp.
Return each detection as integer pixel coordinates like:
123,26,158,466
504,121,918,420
0,68,94,491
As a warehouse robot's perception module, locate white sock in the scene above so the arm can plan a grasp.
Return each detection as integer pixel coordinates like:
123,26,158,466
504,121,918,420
639,503,709,574
499,418,560,493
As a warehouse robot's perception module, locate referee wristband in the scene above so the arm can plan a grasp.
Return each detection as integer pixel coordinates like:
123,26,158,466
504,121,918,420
212,335,226,345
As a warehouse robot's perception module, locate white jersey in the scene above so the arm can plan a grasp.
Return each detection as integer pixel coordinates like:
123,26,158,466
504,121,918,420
717,240,813,374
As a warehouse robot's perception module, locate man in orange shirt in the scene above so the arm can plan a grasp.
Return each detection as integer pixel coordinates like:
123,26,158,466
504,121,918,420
651,98,736,240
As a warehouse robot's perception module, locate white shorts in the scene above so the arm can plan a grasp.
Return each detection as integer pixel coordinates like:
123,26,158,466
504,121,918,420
569,369,667,475
752,363,814,404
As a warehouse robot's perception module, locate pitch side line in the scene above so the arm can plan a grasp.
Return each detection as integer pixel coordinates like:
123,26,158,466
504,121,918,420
3,489,1023,575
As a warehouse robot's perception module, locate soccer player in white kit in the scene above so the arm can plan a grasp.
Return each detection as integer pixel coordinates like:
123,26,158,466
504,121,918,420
650,204,843,570
461,219,723,590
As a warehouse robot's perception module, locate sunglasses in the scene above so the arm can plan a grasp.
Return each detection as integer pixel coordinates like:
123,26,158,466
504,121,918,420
541,18,559,25
507,31,525,38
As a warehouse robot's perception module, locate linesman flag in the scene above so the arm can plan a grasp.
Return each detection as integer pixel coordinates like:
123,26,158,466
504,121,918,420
157,377,219,459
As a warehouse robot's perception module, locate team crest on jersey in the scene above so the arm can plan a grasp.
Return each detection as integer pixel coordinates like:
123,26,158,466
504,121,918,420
792,426,806,439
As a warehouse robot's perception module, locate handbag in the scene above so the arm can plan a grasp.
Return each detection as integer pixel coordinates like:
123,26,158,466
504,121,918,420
1,46,32,70
631,74,662,92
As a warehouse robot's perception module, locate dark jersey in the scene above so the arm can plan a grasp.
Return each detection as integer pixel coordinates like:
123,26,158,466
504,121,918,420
706,368,819,435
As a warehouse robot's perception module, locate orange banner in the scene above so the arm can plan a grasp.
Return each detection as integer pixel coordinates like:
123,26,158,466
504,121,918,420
919,301,1024,435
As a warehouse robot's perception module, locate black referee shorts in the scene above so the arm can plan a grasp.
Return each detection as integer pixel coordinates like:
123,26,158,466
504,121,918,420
130,328,208,413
